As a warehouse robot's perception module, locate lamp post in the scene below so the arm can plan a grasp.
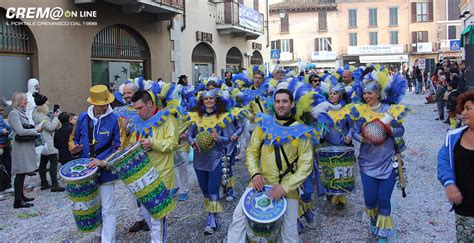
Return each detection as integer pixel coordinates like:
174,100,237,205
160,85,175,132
279,10,286,19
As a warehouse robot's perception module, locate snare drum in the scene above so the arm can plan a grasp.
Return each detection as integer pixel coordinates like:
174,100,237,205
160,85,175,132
316,146,355,195
60,158,101,232
242,186,287,243
107,142,174,219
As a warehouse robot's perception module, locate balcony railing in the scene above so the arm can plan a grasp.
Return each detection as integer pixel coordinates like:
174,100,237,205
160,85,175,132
150,0,184,9
215,2,264,37
76,0,184,15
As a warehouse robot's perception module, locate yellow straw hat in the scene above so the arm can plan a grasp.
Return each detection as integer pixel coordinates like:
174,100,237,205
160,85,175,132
87,85,115,105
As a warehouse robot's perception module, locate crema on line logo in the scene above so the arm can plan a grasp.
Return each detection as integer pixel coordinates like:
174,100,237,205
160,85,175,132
6,7,97,21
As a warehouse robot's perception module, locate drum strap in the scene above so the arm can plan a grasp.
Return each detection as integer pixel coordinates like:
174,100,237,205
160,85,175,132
88,117,113,158
274,118,297,183
255,98,264,113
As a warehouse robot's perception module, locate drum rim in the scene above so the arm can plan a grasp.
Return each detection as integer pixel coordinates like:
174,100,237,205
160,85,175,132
60,158,97,182
107,142,142,166
315,146,355,152
242,185,287,224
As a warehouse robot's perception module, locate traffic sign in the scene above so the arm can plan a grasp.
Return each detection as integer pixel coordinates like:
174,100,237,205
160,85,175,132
270,49,280,59
418,58,426,69
450,40,461,51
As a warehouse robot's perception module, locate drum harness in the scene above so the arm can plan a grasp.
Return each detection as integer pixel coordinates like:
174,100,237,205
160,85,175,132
273,118,298,184
87,117,113,158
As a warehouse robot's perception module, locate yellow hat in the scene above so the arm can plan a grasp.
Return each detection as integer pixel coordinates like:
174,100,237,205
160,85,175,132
87,85,115,105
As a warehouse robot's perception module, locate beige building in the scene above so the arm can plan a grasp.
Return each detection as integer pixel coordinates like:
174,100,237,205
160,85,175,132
0,0,269,112
179,0,269,84
337,0,411,68
269,0,339,69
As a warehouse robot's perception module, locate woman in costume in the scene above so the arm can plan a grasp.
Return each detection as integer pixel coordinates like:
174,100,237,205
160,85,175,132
349,69,409,241
187,89,231,235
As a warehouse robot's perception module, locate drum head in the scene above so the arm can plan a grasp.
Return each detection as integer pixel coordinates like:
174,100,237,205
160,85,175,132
108,142,141,166
60,158,97,182
242,186,287,224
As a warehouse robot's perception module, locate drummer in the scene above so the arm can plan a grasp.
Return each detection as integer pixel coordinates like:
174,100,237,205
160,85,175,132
226,89,314,242
127,90,179,242
69,85,126,242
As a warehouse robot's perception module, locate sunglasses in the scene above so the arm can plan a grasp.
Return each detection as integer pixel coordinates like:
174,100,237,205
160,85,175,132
312,79,320,83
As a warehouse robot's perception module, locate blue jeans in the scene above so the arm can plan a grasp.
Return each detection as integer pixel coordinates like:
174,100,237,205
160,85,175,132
415,78,421,94
360,171,396,216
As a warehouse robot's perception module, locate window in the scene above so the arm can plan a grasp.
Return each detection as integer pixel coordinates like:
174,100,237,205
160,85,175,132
411,31,428,43
447,0,460,21
253,0,259,11
390,31,399,44
369,32,378,45
412,2,433,22
271,39,293,53
281,14,289,33
319,11,327,31
348,9,357,28
369,9,377,27
349,33,357,46
448,26,457,40
314,38,332,51
389,7,398,26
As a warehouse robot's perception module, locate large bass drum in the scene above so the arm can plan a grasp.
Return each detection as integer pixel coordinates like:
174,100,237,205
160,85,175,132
242,186,287,243
107,142,174,219
60,158,101,232
316,146,356,195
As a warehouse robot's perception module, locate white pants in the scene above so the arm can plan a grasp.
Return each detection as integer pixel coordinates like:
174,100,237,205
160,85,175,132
174,151,189,194
226,188,300,243
94,183,116,243
140,206,167,243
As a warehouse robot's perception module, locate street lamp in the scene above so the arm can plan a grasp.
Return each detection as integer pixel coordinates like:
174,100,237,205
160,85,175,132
279,10,286,19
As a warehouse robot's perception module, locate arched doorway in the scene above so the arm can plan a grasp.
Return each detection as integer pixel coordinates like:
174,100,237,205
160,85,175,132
192,42,215,84
250,50,263,65
91,25,150,86
226,47,243,73
0,9,37,98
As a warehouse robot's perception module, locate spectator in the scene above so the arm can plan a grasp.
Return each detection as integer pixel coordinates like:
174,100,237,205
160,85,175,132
434,76,447,121
458,61,467,92
54,112,74,166
447,82,461,129
69,113,78,125
0,98,12,191
224,71,233,87
32,93,64,192
178,75,189,86
8,92,42,208
437,91,474,242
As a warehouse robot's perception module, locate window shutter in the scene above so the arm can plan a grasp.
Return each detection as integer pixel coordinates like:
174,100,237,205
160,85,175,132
411,32,417,43
411,2,416,23
422,31,428,42
428,1,433,22
315,38,320,51
276,40,281,51
290,39,294,53
328,37,332,51
254,0,259,11
281,14,289,33
271,40,277,49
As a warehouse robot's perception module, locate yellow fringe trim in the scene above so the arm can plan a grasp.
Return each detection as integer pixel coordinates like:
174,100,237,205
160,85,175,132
298,200,314,217
376,215,395,229
228,176,236,188
205,201,223,213
204,198,209,209
331,195,348,205
365,208,378,218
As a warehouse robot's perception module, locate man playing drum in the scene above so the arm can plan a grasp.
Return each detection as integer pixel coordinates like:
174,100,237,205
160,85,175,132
226,89,314,242
128,90,179,242
69,85,127,242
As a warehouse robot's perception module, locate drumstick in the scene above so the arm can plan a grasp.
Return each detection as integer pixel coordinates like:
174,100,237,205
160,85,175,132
397,153,407,198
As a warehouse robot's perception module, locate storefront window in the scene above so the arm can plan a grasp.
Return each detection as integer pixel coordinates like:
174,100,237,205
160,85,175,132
91,60,144,86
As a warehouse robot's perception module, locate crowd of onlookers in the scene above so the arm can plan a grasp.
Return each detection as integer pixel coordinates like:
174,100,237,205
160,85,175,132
403,59,468,130
0,80,79,208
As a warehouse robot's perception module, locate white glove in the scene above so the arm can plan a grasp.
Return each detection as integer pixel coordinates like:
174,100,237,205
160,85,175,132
380,113,394,125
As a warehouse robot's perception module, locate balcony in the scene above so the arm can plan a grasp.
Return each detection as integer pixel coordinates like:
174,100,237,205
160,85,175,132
75,0,184,19
215,2,264,40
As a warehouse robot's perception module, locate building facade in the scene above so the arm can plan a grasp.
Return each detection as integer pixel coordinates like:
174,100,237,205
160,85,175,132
269,0,339,70
0,0,269,112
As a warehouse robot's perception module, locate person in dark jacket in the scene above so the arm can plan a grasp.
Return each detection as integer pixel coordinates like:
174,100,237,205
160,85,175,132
447,82,461,129
0,99,12,191
53,112,74,166
435,76,447,121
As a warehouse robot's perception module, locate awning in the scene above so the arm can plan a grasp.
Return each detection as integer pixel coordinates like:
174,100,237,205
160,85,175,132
359,54,408,63
460,25,474,47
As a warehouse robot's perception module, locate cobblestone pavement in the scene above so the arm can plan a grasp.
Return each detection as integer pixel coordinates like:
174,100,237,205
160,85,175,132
0,91,456,242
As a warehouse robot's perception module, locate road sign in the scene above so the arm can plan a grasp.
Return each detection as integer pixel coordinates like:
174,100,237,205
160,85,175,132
270,49,280,59
418,58,426,69
450,40,461,51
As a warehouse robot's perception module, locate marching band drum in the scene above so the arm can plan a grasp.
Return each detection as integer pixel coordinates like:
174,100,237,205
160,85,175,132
316,146,356,195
